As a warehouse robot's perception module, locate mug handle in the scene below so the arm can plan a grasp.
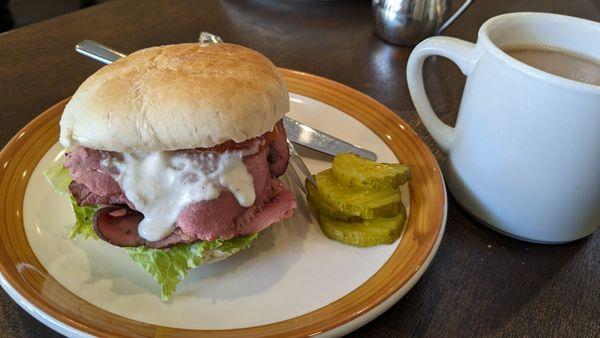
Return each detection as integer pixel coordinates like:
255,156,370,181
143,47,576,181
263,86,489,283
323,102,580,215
406,37,478,153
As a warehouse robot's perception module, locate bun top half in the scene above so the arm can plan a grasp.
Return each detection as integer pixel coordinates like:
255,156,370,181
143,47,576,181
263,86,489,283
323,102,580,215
60,43,289,152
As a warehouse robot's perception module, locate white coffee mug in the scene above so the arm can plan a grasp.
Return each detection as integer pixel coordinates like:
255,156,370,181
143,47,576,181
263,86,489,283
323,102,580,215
407,12,600,243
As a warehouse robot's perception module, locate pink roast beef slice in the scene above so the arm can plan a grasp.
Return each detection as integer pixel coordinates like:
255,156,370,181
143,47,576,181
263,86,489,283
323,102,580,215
268,123,289,177
236,179,296,236
92,178,296,248
93,206,196,248
93,206,145,246
175,149,271,240
64,147,122,198
69,181,131,207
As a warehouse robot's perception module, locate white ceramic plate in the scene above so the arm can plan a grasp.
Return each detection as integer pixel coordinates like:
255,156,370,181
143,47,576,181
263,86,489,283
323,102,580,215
0,70,446,337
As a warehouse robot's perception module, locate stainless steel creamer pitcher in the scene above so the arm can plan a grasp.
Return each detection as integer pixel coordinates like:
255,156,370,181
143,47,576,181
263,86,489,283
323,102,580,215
372,0,474,46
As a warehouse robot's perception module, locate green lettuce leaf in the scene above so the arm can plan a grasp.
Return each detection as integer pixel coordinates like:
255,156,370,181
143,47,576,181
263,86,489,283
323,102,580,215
126,233,258,300
43,163,72,195
44,163,99,239
69,196,99,240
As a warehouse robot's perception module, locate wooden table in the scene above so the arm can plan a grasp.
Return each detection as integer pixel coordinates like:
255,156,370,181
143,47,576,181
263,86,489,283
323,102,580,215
0,0,598,336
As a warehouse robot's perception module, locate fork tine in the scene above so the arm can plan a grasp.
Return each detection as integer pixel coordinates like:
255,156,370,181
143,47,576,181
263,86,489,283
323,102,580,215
287,161,307,194
291,155,317,188
287,140,317,188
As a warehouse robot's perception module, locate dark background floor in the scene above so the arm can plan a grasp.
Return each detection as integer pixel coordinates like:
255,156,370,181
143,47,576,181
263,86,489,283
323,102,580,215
0,0,111,32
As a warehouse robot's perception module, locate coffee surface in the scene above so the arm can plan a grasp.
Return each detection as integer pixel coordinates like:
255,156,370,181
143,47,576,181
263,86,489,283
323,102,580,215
503,45,600,86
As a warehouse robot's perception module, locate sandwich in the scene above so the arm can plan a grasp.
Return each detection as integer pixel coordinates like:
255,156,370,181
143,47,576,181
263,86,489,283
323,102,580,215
45,43,297,300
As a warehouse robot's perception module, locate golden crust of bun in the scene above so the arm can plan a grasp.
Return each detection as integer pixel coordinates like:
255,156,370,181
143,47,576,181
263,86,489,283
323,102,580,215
60,43,289,152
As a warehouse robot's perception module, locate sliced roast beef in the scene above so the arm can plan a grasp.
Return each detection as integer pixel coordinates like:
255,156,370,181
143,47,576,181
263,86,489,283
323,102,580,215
268,122,289,177
67,120,289,208
94,206,196,248
175,148,272,240
66,119,295,248
69,181,131,207
72,148,275,241
93,178,296,248
64,147,121,199
235,179,296,236
93,206,145,246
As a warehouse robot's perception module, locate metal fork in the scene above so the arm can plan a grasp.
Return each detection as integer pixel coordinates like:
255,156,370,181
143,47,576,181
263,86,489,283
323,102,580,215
287,140,316,194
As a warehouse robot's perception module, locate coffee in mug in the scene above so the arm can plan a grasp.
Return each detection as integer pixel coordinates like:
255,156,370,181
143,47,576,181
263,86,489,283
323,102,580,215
503,44,600,86
407,13,600,243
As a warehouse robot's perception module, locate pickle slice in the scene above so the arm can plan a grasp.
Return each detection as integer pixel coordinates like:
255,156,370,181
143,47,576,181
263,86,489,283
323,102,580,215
332,153,411,189
306,179,353,221
318,209,406,247
315,170,401,219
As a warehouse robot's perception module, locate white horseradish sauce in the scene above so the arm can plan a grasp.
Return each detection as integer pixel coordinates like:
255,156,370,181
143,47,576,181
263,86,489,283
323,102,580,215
103,146,257,242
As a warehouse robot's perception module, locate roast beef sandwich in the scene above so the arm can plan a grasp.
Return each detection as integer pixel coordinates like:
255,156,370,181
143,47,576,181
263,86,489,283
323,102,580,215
46,43,297,299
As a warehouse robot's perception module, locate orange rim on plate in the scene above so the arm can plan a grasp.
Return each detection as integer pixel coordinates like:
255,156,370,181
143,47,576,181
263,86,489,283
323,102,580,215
0,69,445,337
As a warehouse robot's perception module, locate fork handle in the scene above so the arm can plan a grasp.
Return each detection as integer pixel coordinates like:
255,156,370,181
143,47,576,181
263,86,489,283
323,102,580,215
75,40,125,64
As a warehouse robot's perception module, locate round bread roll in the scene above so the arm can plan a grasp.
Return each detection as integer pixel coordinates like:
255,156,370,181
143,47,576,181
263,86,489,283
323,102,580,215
60,43,289,152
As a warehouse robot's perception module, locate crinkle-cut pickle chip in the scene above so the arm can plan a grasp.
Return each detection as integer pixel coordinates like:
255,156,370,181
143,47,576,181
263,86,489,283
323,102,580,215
315,169,401,219
318,209,406,247
332,152,411,189
306,179,355,221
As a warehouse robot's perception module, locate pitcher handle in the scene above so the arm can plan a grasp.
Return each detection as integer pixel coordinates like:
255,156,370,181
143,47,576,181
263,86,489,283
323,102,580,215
406,37,478,153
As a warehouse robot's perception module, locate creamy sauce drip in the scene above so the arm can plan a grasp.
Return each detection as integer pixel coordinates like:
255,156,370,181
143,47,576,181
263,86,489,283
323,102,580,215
103,146,257,241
